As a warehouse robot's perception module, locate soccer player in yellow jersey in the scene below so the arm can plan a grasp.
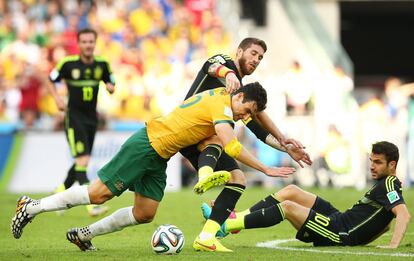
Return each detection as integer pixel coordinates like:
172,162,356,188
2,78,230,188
11,82,295,252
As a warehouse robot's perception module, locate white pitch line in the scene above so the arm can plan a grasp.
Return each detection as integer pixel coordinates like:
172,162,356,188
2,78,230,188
256,239,414,258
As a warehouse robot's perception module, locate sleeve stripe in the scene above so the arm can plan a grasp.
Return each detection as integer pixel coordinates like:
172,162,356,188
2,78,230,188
213,120,234,125
386,176,396,192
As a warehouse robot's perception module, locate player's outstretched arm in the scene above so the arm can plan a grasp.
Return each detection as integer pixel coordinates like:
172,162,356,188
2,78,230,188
215,123,295,177
265,135,312,168
377,204,411,249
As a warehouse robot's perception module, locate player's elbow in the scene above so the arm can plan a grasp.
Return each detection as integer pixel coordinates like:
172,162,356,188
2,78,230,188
224,139,242,158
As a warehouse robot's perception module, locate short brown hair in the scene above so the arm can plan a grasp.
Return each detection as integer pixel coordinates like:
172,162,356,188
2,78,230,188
233,82,267,112
238,38,267,53
77,28,97,41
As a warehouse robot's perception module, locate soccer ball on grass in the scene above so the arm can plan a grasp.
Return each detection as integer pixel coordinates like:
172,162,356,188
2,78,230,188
151,224,185,254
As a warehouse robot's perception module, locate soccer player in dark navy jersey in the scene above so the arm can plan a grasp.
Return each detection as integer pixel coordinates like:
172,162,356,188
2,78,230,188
212,141,410,249
46,28,115,217
182,38,312,251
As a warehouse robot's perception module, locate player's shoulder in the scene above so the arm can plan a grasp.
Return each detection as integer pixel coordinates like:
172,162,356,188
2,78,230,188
94,55,110,64
54,55,79,70
60,55,80,63
378,175,401,192
207,54,233,64
203,87,227,97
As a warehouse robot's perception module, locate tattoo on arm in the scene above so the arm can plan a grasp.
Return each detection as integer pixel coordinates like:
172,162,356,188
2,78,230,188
265,134,287,152
208,63,224,77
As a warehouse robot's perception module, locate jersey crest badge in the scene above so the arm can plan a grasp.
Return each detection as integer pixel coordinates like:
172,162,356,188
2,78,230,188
386,190,400,204
94,66,103,80
85,68,91,79
71,69,80,79
224,106,233,118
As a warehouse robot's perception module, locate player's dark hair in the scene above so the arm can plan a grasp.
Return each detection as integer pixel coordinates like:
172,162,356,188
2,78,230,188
372,141,399,164
238,38,267,52
77,28,97,41
233,82,267,112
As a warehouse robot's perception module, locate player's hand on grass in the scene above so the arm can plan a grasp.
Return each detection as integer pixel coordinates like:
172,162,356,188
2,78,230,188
264,167,295,178
286,145,312,168
225,73,240,93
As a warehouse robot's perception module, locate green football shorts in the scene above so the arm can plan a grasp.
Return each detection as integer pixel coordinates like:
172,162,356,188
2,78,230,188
98,127,168,202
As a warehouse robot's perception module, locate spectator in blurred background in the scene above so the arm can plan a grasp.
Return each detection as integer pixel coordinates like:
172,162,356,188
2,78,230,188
17,63,43,130
46,28,115,217
313,124,351,187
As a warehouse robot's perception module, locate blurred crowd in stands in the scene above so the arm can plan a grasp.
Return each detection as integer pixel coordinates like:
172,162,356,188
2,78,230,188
0,0,413,186
0,0,232,130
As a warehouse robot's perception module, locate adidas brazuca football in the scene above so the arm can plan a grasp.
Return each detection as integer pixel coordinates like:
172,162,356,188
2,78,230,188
151,224,185,254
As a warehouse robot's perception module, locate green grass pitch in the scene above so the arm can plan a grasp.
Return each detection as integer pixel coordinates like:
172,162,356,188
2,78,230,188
1,187,413,260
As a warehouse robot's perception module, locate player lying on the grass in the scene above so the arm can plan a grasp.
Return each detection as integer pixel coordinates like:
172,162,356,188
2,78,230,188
202,141,411,248
11,83,296,252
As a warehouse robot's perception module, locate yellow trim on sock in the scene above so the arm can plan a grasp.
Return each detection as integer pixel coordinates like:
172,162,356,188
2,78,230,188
272,193,282,202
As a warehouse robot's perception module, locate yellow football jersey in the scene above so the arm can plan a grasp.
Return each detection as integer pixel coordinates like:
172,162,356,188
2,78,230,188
146,87,234,159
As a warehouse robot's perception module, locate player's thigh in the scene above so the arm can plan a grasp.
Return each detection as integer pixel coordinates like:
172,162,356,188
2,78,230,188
134,157,167,203
215,152,240,172
295,209,343,246
311,196,340,216
281,200,311,230
179,145,200,170
133,192,160,222
86,123,98,152
98,128,165,197
65,118,90,157
276,185,317,208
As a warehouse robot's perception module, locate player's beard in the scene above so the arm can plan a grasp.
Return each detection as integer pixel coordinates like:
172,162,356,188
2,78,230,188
238,56,255,76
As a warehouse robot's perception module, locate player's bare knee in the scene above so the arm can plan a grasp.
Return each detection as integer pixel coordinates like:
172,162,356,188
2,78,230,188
278,184,301,200
133,209,155,223
229,169,246,185
280,200,296,214
88,180,114,204
88,192,111,204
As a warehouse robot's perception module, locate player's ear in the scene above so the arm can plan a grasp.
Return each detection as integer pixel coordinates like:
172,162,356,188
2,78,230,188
237,92,245,103
236,48,243,58
389,160,397,169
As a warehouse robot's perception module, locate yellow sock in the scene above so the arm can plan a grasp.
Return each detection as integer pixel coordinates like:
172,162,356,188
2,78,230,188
236,209,250,219
200,219,220,238
198,166,213,180
54,183,66,193
225,215,245,232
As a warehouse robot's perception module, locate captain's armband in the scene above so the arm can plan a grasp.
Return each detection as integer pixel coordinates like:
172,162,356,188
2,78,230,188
215,65,235,78
224,138,243,158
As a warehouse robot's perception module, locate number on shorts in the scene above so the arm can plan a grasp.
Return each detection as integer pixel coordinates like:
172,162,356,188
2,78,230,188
314,213,330,227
